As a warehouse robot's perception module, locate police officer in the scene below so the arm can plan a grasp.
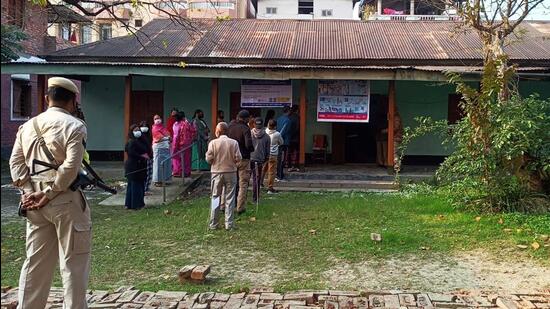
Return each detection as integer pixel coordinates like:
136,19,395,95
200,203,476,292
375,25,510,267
9,77,91,309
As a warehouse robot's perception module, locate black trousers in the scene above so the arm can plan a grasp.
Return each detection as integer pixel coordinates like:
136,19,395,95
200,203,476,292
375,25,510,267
276,145,288,179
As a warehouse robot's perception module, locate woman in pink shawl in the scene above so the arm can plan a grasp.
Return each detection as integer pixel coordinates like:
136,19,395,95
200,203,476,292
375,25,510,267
172,112,184,177
152,114,172,185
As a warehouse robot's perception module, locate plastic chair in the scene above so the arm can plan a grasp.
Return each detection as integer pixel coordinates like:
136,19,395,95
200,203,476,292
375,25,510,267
312,135,328,163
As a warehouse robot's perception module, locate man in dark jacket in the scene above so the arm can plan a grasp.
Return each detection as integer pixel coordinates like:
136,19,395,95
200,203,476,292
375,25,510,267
288,105,300,172
228,110,254,214
276,106,292,180
250,117,271,204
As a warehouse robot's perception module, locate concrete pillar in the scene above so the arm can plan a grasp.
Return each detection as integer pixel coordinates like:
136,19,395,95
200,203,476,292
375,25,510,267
410,0,415,15
299,80,307,168
377,0,383,15
211,78,219,131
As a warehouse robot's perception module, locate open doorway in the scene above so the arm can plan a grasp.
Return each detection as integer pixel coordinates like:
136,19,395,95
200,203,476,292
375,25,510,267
230,92,261,121
332,94,388,164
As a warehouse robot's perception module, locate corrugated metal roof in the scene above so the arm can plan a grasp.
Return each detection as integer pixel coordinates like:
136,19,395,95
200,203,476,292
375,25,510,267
46,19,550,67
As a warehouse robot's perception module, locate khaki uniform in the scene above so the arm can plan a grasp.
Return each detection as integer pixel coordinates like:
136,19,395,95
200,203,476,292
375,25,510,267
9,107,90,309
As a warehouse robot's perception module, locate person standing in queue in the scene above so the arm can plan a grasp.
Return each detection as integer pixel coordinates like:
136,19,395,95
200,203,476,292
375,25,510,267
250,117,271,204
139,120,153,195
228,109,254,214
151,114,172,186
166,108,178,138
125,124,149,210
192,109,210,170
9,77,91,309
276,106,292,181
171,112,184,177
206,122,242,230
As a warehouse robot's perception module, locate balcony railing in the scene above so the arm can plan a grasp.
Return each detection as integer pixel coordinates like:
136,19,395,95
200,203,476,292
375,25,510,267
366,14,461,21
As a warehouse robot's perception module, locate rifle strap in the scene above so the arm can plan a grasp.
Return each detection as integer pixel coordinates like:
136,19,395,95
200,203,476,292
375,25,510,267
33,117,58,165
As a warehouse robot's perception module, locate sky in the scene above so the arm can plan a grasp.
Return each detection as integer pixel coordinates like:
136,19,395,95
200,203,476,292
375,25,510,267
524,2,550,20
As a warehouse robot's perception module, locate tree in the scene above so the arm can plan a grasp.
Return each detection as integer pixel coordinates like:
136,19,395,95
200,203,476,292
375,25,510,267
398,0,550,212
1,24,28,62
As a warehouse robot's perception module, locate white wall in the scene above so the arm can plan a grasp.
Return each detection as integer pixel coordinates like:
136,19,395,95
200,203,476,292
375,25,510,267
257,0,354,19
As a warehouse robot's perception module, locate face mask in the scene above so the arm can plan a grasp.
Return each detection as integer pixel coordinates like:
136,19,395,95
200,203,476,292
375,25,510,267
133,131,142,138
154,119,162,125
140,127,149,133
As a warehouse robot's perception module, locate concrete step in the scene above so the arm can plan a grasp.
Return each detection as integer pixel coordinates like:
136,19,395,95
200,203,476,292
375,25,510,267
274,179,398,191
274,186,397,193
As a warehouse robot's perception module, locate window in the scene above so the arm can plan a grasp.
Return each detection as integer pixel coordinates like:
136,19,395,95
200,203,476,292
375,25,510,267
11,76,32,120
298,0,314,14
99,24,112,41
266,7,277,14
448,94,464,124
81,25,92,44
188,2,235,9
135,19,143,27
7,0,24,27
321,9,333,16
61,24,71,41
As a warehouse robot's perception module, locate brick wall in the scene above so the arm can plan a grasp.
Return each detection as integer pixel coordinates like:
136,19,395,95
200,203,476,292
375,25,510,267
0,74,41,159
1,1,48,159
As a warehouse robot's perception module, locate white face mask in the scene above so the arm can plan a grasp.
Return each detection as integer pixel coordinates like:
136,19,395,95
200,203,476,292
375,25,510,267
140,127,149,133
154,119,162,125
133,131,142,138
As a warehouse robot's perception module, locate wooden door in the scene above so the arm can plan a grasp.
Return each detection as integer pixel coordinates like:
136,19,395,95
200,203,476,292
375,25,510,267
332,123,346,164
230,92,261,121
131,91,164,126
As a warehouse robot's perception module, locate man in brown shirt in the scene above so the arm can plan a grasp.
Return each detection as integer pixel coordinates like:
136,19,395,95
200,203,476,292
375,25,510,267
206,122,242,230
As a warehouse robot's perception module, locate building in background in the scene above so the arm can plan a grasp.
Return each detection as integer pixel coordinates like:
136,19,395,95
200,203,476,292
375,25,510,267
187,0,256,18
257,0,358,19
358,0,460,21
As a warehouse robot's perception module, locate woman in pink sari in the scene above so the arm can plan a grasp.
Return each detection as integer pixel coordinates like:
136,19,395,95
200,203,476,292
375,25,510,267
152,114,172,185
172,112,184,177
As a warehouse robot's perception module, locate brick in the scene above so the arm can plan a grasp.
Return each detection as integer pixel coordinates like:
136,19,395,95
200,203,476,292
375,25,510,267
318,295,338,305
432,302,470,308
252,288,275,294
369,295,385,308
284,292,315,304
210,301,225,309
338,296,355,309
99,293,122,303
191,265,211,281
222,297,242,309
298,290,329,296
192,303,209,309
117,290,141,303
417,294,433,307
261,293,284,301
259,299,276,307
428,293,455,303
274,300,307,309
535,303,550,309
88,304,121,309
324,300,339,309
134,292,155,304
198,293,215,304
143,299,178,309
156,291,188,302
89,291,110,303
261,305,274,309
520,295,550,303
242,294,261,307
229,293,246,299
517,300,537,309
329,291,361,297
399,294,416,307
120,304,143,309
497,298,519,309
178,265,196,282
289,306,321,309
384,295,400,308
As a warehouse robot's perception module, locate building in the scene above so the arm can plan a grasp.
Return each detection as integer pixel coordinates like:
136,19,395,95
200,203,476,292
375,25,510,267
257,0,358,19
187,0,256,19
359,0,460,20
3,19,549,166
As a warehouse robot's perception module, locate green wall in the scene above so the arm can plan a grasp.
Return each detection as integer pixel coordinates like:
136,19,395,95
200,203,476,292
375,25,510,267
82,76,125,151
82,76,549,156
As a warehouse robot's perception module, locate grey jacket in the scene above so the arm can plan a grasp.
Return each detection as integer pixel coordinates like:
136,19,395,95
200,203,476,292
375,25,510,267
250,128,271,163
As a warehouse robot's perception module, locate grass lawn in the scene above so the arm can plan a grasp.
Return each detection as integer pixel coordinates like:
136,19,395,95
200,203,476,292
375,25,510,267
1,190,549,293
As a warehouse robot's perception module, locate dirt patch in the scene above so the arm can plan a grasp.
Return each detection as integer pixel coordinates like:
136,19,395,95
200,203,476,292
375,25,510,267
322,250,550,294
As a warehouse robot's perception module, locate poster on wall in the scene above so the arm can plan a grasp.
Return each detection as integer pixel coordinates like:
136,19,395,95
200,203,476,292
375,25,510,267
317,80,370,122
241,79,293,108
